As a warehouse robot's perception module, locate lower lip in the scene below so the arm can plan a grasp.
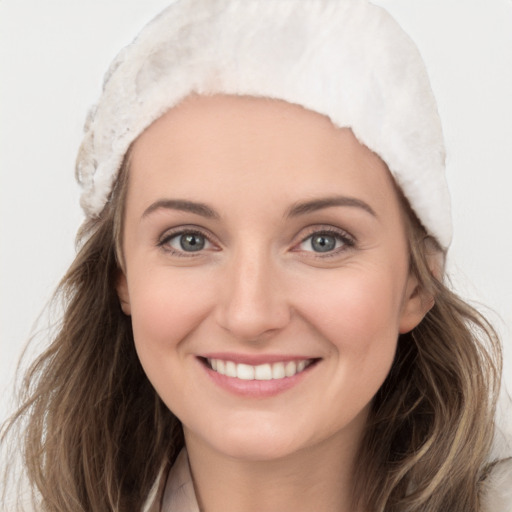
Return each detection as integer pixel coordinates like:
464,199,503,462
200,360,317,398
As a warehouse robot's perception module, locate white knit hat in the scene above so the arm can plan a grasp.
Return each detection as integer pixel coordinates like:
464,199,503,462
76,0,452,249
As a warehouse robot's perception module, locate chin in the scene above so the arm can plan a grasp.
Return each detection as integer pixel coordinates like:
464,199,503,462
185,416,314,462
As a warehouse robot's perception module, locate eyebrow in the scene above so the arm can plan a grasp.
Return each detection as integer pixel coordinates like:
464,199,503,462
141,195,376,221
142,199,220,220
286,196,377,218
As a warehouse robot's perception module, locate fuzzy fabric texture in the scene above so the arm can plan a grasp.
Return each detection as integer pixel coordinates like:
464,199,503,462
76,0,452,249
480,458,512,512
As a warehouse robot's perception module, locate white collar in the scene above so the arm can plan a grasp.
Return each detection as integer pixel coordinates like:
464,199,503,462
161,450,200,512
143,449,200,512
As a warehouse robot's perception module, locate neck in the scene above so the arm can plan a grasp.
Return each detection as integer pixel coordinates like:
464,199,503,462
184,428,365,512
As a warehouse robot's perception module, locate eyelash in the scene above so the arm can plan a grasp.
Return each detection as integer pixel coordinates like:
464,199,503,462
295,226,355,258
157,225,356,258
157,227,216,257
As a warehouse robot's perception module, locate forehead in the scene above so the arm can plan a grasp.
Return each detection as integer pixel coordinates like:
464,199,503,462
127,94,402,220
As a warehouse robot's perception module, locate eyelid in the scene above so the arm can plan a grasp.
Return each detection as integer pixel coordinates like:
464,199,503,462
292,225,356,256
157,225,219,256
156,223,355,258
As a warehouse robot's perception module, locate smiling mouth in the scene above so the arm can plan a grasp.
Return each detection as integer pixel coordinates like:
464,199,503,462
203,358,317,381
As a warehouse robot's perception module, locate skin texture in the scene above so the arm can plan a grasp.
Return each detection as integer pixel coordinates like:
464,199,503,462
117,95,431,512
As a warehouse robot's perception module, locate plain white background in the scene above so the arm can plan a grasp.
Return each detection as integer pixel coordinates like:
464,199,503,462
1,1,511,440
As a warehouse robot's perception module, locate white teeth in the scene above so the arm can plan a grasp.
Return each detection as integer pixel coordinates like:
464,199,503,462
272,362,286,379
207,358,312,380
225,361,237,378
237,363,255,380
254,363,272,381
285,361,297,377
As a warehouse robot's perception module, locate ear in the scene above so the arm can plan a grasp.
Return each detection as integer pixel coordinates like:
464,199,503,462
116,270,132,316
399,236,445,334
398,273,434,334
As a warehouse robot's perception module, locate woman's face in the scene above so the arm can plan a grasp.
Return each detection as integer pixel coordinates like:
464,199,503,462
117,95,428,461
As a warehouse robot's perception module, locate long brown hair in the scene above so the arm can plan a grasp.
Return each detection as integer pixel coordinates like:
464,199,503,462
352,193,502,511
1,160,183,511
1,161,502,511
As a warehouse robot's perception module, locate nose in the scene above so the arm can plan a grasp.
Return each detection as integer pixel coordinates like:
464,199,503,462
215,248,291,341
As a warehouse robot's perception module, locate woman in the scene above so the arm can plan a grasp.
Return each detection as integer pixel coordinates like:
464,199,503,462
2,1,511,511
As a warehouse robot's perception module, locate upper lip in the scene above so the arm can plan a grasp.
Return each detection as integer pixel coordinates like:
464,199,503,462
199,352,319,365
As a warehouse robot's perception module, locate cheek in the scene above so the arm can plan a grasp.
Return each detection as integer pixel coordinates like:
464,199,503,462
298,268,404,348
126,267,220,415
293,267,405,399
128,267,215,356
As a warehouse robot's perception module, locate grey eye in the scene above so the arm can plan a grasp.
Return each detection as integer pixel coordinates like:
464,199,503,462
310,234,337,252
298,231,350,254
160,229,215,255
179,233,206,252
